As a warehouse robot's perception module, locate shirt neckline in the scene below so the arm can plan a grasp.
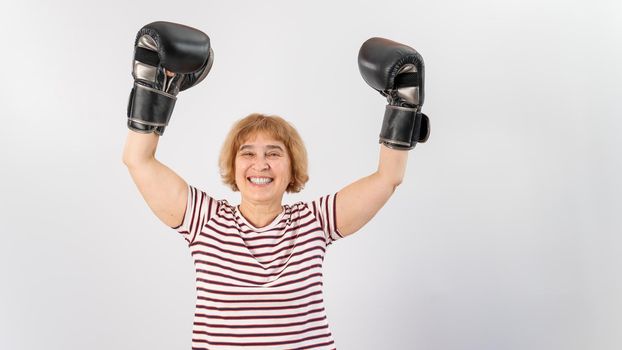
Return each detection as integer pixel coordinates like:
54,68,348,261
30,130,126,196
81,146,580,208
235,204,289,231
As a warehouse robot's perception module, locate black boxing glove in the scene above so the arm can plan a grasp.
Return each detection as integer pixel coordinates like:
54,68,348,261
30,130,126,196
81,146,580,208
358,37,430,150
127,21,214,135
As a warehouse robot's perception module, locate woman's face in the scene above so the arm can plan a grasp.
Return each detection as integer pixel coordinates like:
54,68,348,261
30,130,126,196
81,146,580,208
234,132,292,204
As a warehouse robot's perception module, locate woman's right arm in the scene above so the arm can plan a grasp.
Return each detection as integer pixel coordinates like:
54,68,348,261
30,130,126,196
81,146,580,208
122,22,213,228
122,130,188,228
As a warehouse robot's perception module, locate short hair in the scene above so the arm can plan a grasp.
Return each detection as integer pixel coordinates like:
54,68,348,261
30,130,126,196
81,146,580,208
219,113,309,193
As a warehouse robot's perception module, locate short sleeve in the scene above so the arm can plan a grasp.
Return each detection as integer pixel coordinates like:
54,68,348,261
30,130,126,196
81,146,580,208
171,184,215,244
309,193,344,245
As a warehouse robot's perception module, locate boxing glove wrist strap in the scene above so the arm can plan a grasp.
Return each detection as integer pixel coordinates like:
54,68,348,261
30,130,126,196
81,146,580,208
127,83,177,128
379,105,427,150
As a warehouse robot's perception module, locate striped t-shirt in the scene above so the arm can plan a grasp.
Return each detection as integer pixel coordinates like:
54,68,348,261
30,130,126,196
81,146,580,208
172,185,344,350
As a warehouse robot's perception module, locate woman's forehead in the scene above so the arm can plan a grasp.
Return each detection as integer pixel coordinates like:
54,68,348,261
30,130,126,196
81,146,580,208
239,132,285,147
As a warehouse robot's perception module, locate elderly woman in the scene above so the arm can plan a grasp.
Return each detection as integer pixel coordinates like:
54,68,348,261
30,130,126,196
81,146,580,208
123,22,428,350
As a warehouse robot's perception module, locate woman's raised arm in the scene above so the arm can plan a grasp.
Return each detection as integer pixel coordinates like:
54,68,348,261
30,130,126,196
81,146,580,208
333,145,407,237
123,131,188,228
333,37,430,237
122,21,214,228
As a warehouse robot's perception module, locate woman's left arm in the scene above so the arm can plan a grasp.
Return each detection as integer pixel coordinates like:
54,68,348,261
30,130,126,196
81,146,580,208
335,144,408,237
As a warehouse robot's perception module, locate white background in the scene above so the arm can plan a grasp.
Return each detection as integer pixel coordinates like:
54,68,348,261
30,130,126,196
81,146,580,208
1,0,621,349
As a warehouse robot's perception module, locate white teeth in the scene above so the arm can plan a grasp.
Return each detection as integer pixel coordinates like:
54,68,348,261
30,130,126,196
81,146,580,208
249,177,273,184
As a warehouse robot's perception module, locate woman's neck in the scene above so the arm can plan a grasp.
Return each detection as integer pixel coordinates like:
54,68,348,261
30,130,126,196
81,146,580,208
238,200,284,228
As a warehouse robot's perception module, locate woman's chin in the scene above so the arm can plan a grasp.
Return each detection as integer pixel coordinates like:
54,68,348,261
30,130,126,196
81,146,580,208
240,186,284,202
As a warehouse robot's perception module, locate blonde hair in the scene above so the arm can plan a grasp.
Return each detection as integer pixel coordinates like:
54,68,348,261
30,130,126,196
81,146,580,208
219,113,309,193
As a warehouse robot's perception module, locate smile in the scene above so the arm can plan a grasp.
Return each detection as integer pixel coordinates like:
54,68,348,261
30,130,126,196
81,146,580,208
247,177,274,185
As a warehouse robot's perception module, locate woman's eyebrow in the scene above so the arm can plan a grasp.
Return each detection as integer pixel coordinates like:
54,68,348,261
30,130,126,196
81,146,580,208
239,145,284,151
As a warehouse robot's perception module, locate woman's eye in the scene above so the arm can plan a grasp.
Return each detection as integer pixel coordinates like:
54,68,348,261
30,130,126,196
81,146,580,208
239,152,280,157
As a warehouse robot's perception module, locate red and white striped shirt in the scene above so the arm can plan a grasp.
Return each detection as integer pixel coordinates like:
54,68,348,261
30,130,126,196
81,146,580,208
172,185,344,349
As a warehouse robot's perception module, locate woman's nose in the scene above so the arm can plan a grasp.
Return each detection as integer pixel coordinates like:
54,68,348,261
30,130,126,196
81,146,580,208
252,157,270,170
253,164,269,171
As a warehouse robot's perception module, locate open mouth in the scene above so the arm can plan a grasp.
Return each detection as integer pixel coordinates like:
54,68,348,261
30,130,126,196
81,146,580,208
247,177,274,186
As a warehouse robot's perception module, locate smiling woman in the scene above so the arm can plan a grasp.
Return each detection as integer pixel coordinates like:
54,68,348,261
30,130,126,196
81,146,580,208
220,113,309,228
219,113,309,194
166,113,347,349
122,20,425,350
